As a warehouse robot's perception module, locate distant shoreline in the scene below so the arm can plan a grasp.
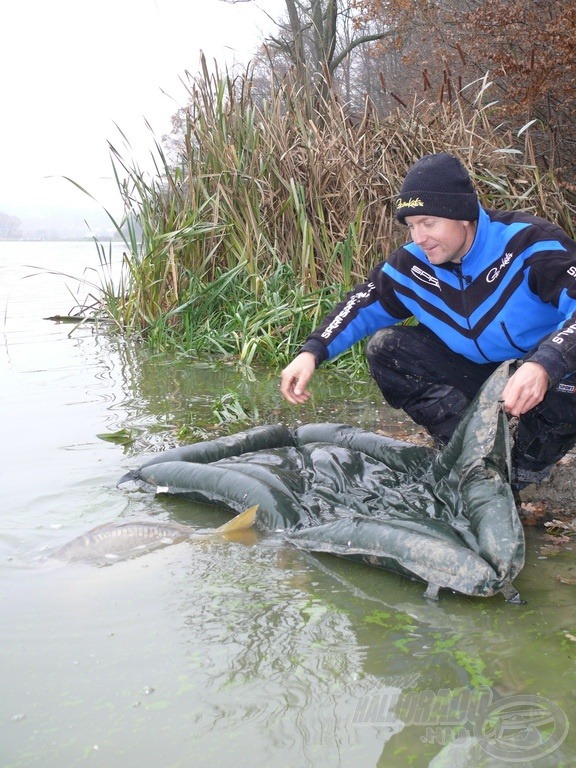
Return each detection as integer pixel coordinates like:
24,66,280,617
0,236,124,243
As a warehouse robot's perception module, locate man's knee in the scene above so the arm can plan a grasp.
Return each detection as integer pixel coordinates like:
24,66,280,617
365,327,407,366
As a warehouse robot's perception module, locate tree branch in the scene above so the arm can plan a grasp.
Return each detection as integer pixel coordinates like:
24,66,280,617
329,29,394,73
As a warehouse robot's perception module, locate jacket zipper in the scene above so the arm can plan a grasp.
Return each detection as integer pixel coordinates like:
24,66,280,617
454,266,492,362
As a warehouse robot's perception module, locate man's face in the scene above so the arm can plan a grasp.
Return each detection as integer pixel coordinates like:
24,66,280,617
404,215,476,265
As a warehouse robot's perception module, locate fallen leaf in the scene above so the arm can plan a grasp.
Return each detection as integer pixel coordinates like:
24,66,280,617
556,574,576,585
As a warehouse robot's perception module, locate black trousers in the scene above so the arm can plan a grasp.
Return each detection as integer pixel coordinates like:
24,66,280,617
365,324,576,471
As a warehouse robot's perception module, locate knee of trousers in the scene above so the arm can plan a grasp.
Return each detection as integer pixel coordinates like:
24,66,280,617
365,327,406,368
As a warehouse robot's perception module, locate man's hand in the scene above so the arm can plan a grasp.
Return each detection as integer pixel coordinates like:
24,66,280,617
279,352,316,404
501,362,550,417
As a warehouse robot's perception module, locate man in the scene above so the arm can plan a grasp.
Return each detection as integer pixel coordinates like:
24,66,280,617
279,152,576,490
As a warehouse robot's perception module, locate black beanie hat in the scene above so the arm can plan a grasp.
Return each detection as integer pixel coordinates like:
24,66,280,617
395,153,478,224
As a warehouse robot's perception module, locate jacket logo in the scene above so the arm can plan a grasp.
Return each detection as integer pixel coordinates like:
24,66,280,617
553,322,576,345
411,265,440,289
320,284,374,339
397,197,424,210
486,252,514,283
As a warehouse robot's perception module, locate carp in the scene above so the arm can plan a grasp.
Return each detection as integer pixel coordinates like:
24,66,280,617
50,505,259,564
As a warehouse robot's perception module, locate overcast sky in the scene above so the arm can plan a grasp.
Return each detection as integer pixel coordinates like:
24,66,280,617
1,0,284,223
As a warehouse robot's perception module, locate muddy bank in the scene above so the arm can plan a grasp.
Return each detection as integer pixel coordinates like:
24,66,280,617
515,452,576,522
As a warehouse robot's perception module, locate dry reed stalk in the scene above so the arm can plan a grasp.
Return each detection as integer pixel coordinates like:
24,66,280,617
97,62,575,346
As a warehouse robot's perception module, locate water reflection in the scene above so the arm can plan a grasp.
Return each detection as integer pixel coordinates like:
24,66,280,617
167,542,388,766
90,333,415,457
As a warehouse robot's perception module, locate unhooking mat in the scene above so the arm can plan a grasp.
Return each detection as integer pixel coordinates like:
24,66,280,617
121,363,525,600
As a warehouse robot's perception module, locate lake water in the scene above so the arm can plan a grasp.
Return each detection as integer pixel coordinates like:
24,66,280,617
1,241,575,767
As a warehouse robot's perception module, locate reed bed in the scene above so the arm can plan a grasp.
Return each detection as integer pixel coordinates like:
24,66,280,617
97,63,576,369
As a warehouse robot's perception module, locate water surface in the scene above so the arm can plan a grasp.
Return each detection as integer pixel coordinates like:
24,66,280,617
1,242,575,767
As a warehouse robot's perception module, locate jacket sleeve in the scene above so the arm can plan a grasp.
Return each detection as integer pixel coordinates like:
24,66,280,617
524,249,576,386
299,262,412,366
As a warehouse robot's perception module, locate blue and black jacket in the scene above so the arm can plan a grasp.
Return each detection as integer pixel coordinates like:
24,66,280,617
300,206,576,387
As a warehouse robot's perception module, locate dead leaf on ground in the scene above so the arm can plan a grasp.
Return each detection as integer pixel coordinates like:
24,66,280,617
556,574,576,585
518,501,549,526
545,518,576,536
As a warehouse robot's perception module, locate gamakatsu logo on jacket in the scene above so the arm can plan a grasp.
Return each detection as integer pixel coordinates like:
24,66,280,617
411,265,440,289
486,252,514,283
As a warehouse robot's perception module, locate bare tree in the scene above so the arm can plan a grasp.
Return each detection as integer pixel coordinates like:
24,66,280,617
270,0,392,79
0,212,22,240
222,0,394,95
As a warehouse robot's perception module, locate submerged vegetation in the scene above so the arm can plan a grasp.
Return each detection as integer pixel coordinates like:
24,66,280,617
92,61,576,374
